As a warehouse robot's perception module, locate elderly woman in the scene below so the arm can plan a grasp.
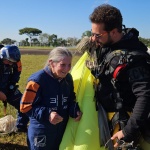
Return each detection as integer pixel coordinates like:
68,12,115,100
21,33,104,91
20,47,82,150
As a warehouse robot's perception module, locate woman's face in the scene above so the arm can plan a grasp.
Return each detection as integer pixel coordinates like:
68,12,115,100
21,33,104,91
50,56,72,79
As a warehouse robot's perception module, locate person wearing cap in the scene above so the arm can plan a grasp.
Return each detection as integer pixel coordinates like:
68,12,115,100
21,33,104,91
0,45,29,132
0,44,7,116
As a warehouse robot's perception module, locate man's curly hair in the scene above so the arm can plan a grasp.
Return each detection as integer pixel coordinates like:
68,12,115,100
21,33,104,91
90,4,123,32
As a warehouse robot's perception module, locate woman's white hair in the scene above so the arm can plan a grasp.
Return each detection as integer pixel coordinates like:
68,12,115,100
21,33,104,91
44,47,72,67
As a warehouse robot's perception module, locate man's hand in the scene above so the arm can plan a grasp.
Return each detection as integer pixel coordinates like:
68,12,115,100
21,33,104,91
49,111,63,125
111,130,125,148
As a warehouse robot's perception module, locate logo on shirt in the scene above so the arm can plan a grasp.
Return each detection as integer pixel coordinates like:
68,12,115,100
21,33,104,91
50,95,68,110
34,135,46,147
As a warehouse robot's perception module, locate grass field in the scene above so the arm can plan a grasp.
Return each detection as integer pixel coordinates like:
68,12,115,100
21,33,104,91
0,53,80,149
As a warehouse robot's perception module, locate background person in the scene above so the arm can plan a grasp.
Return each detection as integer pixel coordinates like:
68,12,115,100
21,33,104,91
20,47,82,150
77,4,150,149
0,44,7,116
0,45,29,132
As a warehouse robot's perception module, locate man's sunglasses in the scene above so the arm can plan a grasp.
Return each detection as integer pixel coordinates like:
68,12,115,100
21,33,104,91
91,31,108,39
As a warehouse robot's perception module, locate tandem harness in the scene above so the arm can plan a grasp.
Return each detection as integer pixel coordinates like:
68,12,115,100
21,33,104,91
102,49,150,131
94,49,150,149
106,50,131,135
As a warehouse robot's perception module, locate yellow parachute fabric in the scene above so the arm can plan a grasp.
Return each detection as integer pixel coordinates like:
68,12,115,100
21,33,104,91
59,52,150,150
59,52,105,150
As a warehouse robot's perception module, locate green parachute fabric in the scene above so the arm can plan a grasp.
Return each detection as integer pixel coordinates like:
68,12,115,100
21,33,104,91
59,52,105,150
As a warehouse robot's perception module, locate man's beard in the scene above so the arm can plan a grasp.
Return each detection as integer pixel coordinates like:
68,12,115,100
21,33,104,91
99,34,113,48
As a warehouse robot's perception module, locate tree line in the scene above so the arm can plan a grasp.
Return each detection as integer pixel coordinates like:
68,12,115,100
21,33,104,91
0,28,150,47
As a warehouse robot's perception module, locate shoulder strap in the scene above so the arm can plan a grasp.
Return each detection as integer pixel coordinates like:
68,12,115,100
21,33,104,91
113,64,127,79
105,49,150,79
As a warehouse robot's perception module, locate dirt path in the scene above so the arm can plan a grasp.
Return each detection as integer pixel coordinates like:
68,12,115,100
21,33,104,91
20,49,51,55
20,48,80,55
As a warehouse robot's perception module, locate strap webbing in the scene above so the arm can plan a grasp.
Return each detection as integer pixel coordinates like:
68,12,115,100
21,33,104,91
113,64,127,79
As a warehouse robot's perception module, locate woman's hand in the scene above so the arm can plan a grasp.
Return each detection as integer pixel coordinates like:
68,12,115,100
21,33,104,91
49,111,63,125
0,91,7,101
111,130,125,148
74,111,82,121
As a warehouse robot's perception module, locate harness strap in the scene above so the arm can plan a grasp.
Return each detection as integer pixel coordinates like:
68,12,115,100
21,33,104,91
113,64,127,79
109,111,130,135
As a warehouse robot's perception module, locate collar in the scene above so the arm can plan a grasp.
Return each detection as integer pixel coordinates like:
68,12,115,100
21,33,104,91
44,66,63,81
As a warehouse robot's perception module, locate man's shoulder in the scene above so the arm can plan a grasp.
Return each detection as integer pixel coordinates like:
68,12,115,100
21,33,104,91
106,48,150,76
108,49,150,62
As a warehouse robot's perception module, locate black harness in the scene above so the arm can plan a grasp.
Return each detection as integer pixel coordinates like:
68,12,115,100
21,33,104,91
95,49,150,134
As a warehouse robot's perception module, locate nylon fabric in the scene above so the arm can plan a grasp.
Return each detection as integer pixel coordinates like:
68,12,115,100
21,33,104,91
59,52,150,150
60,52,103,150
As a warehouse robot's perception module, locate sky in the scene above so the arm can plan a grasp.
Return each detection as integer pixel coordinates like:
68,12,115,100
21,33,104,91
0,0,150,42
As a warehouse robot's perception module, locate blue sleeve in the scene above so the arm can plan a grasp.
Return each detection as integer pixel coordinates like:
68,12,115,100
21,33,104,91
20,74,51,123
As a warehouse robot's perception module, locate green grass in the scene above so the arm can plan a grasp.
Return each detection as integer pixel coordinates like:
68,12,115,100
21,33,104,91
19,46,52,49
0,54,80,149
19,46,77,51
19,55,48,92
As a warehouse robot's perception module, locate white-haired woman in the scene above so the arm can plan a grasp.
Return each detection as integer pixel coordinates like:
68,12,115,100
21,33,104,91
20,47,82,150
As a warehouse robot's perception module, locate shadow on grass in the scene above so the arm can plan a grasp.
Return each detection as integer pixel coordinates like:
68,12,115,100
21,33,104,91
0,143,28,150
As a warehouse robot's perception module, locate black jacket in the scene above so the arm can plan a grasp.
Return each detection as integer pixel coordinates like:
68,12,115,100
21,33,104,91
94,28,150,142
0,59,21,94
